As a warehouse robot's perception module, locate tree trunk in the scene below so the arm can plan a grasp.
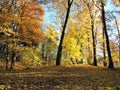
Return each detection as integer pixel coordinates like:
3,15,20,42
5,44,9,70
5,54,9,70
87,36,92,64
114,16,120,67
101,1,114,69
56,0,74,66
85,2,97,66
41,43,45,59
10,50,15,70
41,37,46,59
91,20,97,66
102,24,107,67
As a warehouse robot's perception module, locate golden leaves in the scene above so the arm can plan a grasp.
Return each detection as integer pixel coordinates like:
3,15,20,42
112,0,120,5
23,1,44,20
44,26,59,44
0,0,44,46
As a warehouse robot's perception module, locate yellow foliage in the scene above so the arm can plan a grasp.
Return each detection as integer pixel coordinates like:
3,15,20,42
63,37,81,59
44,26,59,44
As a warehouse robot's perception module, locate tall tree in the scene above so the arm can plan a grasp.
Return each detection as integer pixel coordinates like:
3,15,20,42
102,24,107,67
43,26,58,64
83,0,97,66
0,0,44,69
101,0,114,68
114,16,120,65
56,0,74,66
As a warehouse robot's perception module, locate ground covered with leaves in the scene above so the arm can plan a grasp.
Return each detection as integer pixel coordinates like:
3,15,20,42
0,65,120,90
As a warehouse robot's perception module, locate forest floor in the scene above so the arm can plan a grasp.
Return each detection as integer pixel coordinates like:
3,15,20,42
0,64,120,90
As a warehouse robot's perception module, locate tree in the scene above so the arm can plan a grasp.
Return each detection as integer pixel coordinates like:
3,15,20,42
112,0,120,5
42,26,58,64
56,0,74,66
65,16,91,65
0,0,44,70
63,23,81,65
102,22,107,67
115,16,120,66
83,0,97,66
101,0,114,69
112,15,120,67
18,0,44,46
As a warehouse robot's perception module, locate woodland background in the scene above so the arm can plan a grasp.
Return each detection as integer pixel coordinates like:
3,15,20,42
0,0,120,69
0,0,120,90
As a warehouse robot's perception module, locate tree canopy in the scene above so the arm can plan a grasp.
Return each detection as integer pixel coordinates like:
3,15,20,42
0,0,120,69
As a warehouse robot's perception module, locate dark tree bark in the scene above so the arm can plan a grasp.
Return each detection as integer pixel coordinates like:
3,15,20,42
5,44,9,70
91,19,97,66
41,37,46,59
42,43,45,59
101,1,114,69
85,2,97,66
56,0,74,66
10,50,15,70
5,53,9,70
102,25,107,67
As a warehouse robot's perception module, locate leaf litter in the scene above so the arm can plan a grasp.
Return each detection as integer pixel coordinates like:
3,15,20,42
0,65,120,90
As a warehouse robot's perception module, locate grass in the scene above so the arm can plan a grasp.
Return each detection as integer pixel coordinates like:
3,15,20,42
0,64,120,90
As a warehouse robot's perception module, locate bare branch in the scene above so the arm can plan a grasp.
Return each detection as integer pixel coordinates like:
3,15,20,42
91,0,102,11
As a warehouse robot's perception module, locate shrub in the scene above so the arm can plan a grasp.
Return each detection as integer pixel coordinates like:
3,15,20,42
18,46,43,68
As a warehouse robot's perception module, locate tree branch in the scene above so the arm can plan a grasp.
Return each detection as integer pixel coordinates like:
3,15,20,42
91,0,102,11
68,0,74,6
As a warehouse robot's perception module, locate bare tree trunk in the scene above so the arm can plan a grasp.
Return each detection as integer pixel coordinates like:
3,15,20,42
5,45,9,70
5,54,9,70
87,36,92,64
102,25,107,67
114,16,120,67
84,2,97,66
42,43,45,58
101,1,114,69
41,37,46,59
10,51,15,70
91,19,97,66
56,0,74,66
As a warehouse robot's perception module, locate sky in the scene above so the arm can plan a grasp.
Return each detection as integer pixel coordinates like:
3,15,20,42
43,3,54,25
105,0,120,12
43,0,120,56
43,0,120,34
44,0,120,24
44,8,53,24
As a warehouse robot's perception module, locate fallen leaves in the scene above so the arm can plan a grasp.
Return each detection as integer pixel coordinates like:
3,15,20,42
0,65,120,90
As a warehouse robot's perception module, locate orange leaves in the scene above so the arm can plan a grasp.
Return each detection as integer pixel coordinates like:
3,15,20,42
112,0,120,5
17,1,45,45
23,1,44,20
44,26,59,44
0,0,45,46
20,16,44,45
